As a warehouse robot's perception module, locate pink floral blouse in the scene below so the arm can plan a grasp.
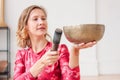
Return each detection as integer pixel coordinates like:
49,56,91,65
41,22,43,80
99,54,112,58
13,42,80,80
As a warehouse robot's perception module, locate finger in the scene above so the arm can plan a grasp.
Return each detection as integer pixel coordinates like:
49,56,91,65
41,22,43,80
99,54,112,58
49,51,59,56
49,55,59,60
87,41,97,46
46,53,59,61
48,61,57,65
47,57,59,65
73,43,84,48
83,42,96,48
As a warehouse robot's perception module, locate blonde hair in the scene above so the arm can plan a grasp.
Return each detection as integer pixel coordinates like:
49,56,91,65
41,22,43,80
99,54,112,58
16,5,51,48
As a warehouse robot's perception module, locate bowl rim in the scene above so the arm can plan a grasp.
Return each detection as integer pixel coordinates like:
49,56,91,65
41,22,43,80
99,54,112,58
79,23,105,26
63,24,105,27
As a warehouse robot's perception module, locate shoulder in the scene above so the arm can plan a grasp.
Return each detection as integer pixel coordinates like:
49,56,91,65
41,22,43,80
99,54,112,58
59,44,68,50
58,44,69,53
16,48,29,57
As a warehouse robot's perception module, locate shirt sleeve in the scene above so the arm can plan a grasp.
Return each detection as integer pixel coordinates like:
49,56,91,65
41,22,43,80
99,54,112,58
58,44,80,80
13,50,36,80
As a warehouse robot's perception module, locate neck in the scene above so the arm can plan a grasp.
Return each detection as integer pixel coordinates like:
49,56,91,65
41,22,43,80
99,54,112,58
30,36,48,53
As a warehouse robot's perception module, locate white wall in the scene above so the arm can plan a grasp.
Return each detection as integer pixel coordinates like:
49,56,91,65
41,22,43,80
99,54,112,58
0,0,119,77
96,0,120,75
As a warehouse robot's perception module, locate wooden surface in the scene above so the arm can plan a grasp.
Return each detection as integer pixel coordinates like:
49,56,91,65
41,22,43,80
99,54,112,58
81,75,120,80
0,60,7,72
0,0,7,27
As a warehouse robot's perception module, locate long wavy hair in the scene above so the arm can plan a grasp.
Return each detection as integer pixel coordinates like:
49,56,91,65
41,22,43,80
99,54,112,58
16,5,51,48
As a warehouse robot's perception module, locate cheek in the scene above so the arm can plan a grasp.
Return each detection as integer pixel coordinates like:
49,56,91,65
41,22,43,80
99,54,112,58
46,22,48,29
26,26,35,34
29,27,36,34
27,22,35,30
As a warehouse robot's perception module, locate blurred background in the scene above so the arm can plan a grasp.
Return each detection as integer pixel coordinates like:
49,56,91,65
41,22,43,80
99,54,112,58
0,0,120,79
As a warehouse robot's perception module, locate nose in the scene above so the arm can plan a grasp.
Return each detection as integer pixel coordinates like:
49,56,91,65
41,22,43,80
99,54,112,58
38,18,44,25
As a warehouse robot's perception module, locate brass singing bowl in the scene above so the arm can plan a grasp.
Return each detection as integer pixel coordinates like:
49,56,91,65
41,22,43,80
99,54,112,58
63,24,105,44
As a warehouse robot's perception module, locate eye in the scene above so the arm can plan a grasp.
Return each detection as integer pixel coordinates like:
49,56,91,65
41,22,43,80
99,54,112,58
33,18,38,21
41,17,46,20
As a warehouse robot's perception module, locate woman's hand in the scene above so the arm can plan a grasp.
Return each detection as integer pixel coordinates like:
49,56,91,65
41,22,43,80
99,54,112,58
40,50,59,66
70,41,97,56
72,41,97,50
30,51,59,77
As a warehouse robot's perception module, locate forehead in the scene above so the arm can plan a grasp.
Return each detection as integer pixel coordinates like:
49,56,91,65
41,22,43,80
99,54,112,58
29,8,46,17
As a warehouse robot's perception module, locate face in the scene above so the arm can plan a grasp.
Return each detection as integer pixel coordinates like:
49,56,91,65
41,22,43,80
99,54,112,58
26,8,48,37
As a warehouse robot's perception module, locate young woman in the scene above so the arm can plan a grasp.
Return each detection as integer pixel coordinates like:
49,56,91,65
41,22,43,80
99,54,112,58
13,5,96,80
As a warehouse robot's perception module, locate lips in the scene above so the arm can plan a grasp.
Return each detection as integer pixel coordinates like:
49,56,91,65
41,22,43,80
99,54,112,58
37,26,46,30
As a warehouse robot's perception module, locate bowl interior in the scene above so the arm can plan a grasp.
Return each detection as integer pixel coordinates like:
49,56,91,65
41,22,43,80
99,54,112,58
63,24,105,44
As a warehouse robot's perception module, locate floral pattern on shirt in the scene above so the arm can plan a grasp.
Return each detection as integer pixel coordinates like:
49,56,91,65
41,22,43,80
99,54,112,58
13,42,80,80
